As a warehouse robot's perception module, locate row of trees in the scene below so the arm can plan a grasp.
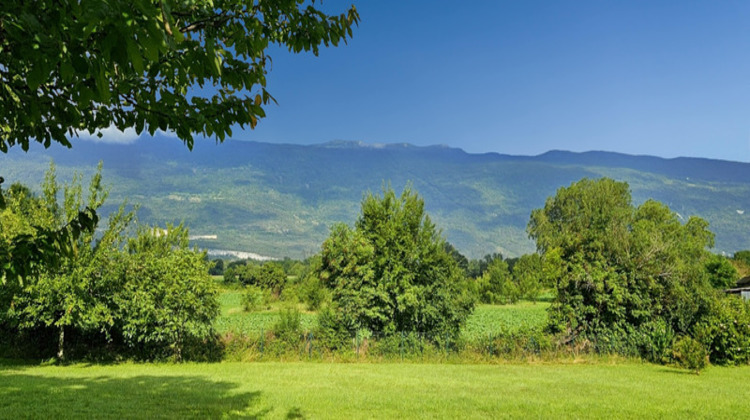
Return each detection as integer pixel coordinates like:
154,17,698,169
4,167,747,365
228,179,747,366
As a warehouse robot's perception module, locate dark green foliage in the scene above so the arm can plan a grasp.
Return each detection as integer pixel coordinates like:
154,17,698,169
467,253,504,279
0,0,359,151
694,296,750,365
444,242,469,273
257,262,286,295
314,306,351,351
272,308,302,347
672,336,709,374
705,254,739,289
318,187,474,340
476,327,553,358
529,178,716,352
209,258,225,276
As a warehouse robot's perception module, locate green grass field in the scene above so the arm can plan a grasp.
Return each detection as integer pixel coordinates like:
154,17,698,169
214,289,317,335
215,287,550,339
0,360,747,418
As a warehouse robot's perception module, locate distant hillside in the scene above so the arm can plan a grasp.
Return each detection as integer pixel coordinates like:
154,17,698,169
2,137,749,259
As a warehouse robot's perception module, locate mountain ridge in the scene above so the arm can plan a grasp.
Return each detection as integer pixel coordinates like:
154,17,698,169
2,137,749,259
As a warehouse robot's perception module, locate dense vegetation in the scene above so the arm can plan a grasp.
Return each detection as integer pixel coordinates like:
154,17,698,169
529,178,750,367
2,167,749,372
0,165,219,361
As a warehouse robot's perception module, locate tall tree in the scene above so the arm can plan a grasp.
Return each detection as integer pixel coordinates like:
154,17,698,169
0,0,359,151
528,178,715,344
318,187,474,339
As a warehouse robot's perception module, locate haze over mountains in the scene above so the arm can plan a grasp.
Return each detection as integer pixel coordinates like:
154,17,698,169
2,137,749,259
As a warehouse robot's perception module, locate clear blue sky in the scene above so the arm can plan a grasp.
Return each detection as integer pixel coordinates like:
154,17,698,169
204,2,750,161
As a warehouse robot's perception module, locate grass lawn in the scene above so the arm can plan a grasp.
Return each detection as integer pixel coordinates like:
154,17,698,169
0,360,747,419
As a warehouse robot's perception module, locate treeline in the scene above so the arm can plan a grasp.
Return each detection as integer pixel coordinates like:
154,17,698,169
2,166,749,369
215,180,750,370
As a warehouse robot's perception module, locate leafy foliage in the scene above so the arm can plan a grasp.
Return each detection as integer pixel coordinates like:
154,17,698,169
115,224,219,360
705,253,739,289
1,166,219,360
528,178,716,350
693,296,750,365
0,0,359,151
317,187,474,339
476,258,518,304
0,167,99,286
672,336,708,374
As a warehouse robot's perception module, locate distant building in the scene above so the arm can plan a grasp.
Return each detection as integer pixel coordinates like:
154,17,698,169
726,276,750,301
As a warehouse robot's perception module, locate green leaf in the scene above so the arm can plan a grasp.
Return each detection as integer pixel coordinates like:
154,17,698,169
60,59,75,83
126,39,144,74
27,64,45,91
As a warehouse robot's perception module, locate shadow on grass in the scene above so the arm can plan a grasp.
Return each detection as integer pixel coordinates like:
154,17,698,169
0,368,266,418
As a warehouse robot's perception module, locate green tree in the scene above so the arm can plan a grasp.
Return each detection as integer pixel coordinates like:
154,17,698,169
208,258,224,276
0,0,359,151
116,224,219,361
4,163,112,359
512,253,543,302
257,262,286,296
528,178,716,347
476,258,518,304
705,254,739,289
2,167,219,361
317,187,474,339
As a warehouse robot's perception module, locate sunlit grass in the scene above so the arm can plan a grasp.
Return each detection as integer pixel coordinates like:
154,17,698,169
0,361,746,418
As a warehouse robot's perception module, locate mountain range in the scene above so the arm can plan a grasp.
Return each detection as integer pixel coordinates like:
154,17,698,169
2,137,749,259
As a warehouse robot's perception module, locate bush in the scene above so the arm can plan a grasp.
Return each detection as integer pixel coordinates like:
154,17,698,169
694,296,750,365
241,286,267,312
636,320,676,364
315,306,351,351
273,308,302,346
672,336,708,374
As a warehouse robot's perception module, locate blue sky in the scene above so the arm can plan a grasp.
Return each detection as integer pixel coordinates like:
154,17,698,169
96,1,750,162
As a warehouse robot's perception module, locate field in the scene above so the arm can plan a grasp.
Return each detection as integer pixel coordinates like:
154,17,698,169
214,287,550,339
0,360,747,418
3,292,746,418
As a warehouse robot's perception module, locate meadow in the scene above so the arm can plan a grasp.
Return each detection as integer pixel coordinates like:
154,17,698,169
2,289,746,418
1,360,747,419
214,284,550,339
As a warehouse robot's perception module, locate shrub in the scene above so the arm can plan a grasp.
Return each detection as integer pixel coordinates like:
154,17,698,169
672,336,708,374
273,308,303,346
693,296,750,365
241,286,267,312
315,306,352,351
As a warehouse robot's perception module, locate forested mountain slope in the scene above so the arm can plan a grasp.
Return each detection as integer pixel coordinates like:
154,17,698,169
2,137,748,259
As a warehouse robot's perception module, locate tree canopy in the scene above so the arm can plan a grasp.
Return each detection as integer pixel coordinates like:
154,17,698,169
528,178,716,348
0,0,359,151
317,187,474,339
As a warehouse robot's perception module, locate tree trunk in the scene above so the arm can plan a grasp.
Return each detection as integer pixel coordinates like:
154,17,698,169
57,324,65,361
